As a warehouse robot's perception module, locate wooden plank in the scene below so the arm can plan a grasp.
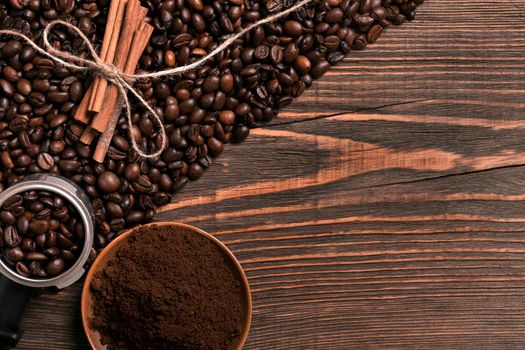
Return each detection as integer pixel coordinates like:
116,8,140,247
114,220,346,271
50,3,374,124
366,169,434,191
17,1,525,349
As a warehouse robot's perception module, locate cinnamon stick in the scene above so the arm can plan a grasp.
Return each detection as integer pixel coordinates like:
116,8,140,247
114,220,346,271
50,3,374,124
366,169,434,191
73,0,123,123
93,22,153,163
88,0,129,113
79,127,96,144
73,84,93,123
80,0,143,144
91,4,147,132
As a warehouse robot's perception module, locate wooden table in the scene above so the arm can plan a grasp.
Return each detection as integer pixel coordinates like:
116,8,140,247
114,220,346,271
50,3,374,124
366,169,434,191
18,1,525,349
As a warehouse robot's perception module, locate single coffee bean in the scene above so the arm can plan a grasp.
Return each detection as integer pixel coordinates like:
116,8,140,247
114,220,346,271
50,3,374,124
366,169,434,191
15,262,30,276
0,211,16,225
294,56,312,75
367,24,383,43
36,233,47,248
20,238,36,252
325,8,344,23
45,258,65,276
36,208,52,220
270,46,283,64
37,152,55,170
16,79,32,96
310,60,331,79
98,171,121,193
43,247,60,257
284,20,303,37
2,195,23,210
207,137,224,156
26,252,48,261
2,41,23,58
28,261,46,277
0,79,14,96
254,45,270,60
132,175,153,193
6,247,24,262
16,216,30,234
3,67,20,83
29,219,50,235
57,233,73,248
283,42,299,64
3,226,21,247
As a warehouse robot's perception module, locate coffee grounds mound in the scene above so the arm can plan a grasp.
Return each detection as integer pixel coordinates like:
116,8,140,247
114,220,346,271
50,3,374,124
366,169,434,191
90,224,244,350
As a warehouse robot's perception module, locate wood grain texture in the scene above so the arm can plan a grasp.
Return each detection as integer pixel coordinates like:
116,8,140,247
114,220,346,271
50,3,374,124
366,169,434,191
18,1,525,349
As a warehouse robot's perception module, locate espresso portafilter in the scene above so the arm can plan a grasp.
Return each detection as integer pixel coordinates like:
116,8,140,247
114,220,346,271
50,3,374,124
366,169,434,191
0,174,94,349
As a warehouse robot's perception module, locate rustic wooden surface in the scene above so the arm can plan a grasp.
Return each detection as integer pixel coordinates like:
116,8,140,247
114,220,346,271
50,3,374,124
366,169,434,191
17,1,525,349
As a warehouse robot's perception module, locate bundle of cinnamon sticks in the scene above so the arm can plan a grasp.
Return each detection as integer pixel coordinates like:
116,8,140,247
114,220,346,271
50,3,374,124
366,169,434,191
74,0,153,163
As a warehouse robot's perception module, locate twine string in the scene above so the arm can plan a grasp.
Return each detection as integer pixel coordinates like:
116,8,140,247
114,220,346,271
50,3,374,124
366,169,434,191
0,0,315,159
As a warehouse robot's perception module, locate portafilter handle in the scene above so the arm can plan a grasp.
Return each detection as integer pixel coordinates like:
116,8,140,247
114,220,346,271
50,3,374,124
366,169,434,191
0,276,32,349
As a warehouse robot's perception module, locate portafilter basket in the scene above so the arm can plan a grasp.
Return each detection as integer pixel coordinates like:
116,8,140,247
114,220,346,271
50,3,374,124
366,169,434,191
0,174,95,349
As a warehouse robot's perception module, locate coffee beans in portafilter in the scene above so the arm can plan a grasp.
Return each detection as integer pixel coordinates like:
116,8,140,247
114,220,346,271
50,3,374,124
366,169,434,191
0,190,84,277
0,0,422,254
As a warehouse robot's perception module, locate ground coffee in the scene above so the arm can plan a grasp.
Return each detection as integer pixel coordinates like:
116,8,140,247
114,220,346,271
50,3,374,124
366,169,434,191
90,224,244,350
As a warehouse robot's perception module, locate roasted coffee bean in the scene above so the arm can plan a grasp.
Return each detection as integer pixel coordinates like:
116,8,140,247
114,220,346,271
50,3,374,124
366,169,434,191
37,152,54,170
46,231,57,248
26,252,47,261
132,175,153,193
188,163,204,180
233,125,250,142
27,92,45,106
311,60,331,79
28,261,46,277
61,249,75,261
6,247,24,261
16,79,32,96
3,226,21,247
2,66,20,83
254,45,270,60
16,215,29,235
283,42,299,64
45,257,65,276
207,137,224,156
69,81,83,102
294,56,312,75
36,208,52,219
327,51,345,65
20,238,36,252
2,195,23,210
29,219,49,235
284,20,303,37
2,41,22,58
367,24,383,43
98,171,121,193
270,46,283,64
0,211,16,225
15,261,29,276
35,234,47,249
43,246,60,257
29,201,44,213
106,202,124,218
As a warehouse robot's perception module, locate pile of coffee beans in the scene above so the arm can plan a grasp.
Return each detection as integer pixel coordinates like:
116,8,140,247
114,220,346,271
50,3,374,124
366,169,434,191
0,190,85,277
0,0,422,253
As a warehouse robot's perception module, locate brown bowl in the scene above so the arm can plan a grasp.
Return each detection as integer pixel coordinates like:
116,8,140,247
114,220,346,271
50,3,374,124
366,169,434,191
81,222,252,350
